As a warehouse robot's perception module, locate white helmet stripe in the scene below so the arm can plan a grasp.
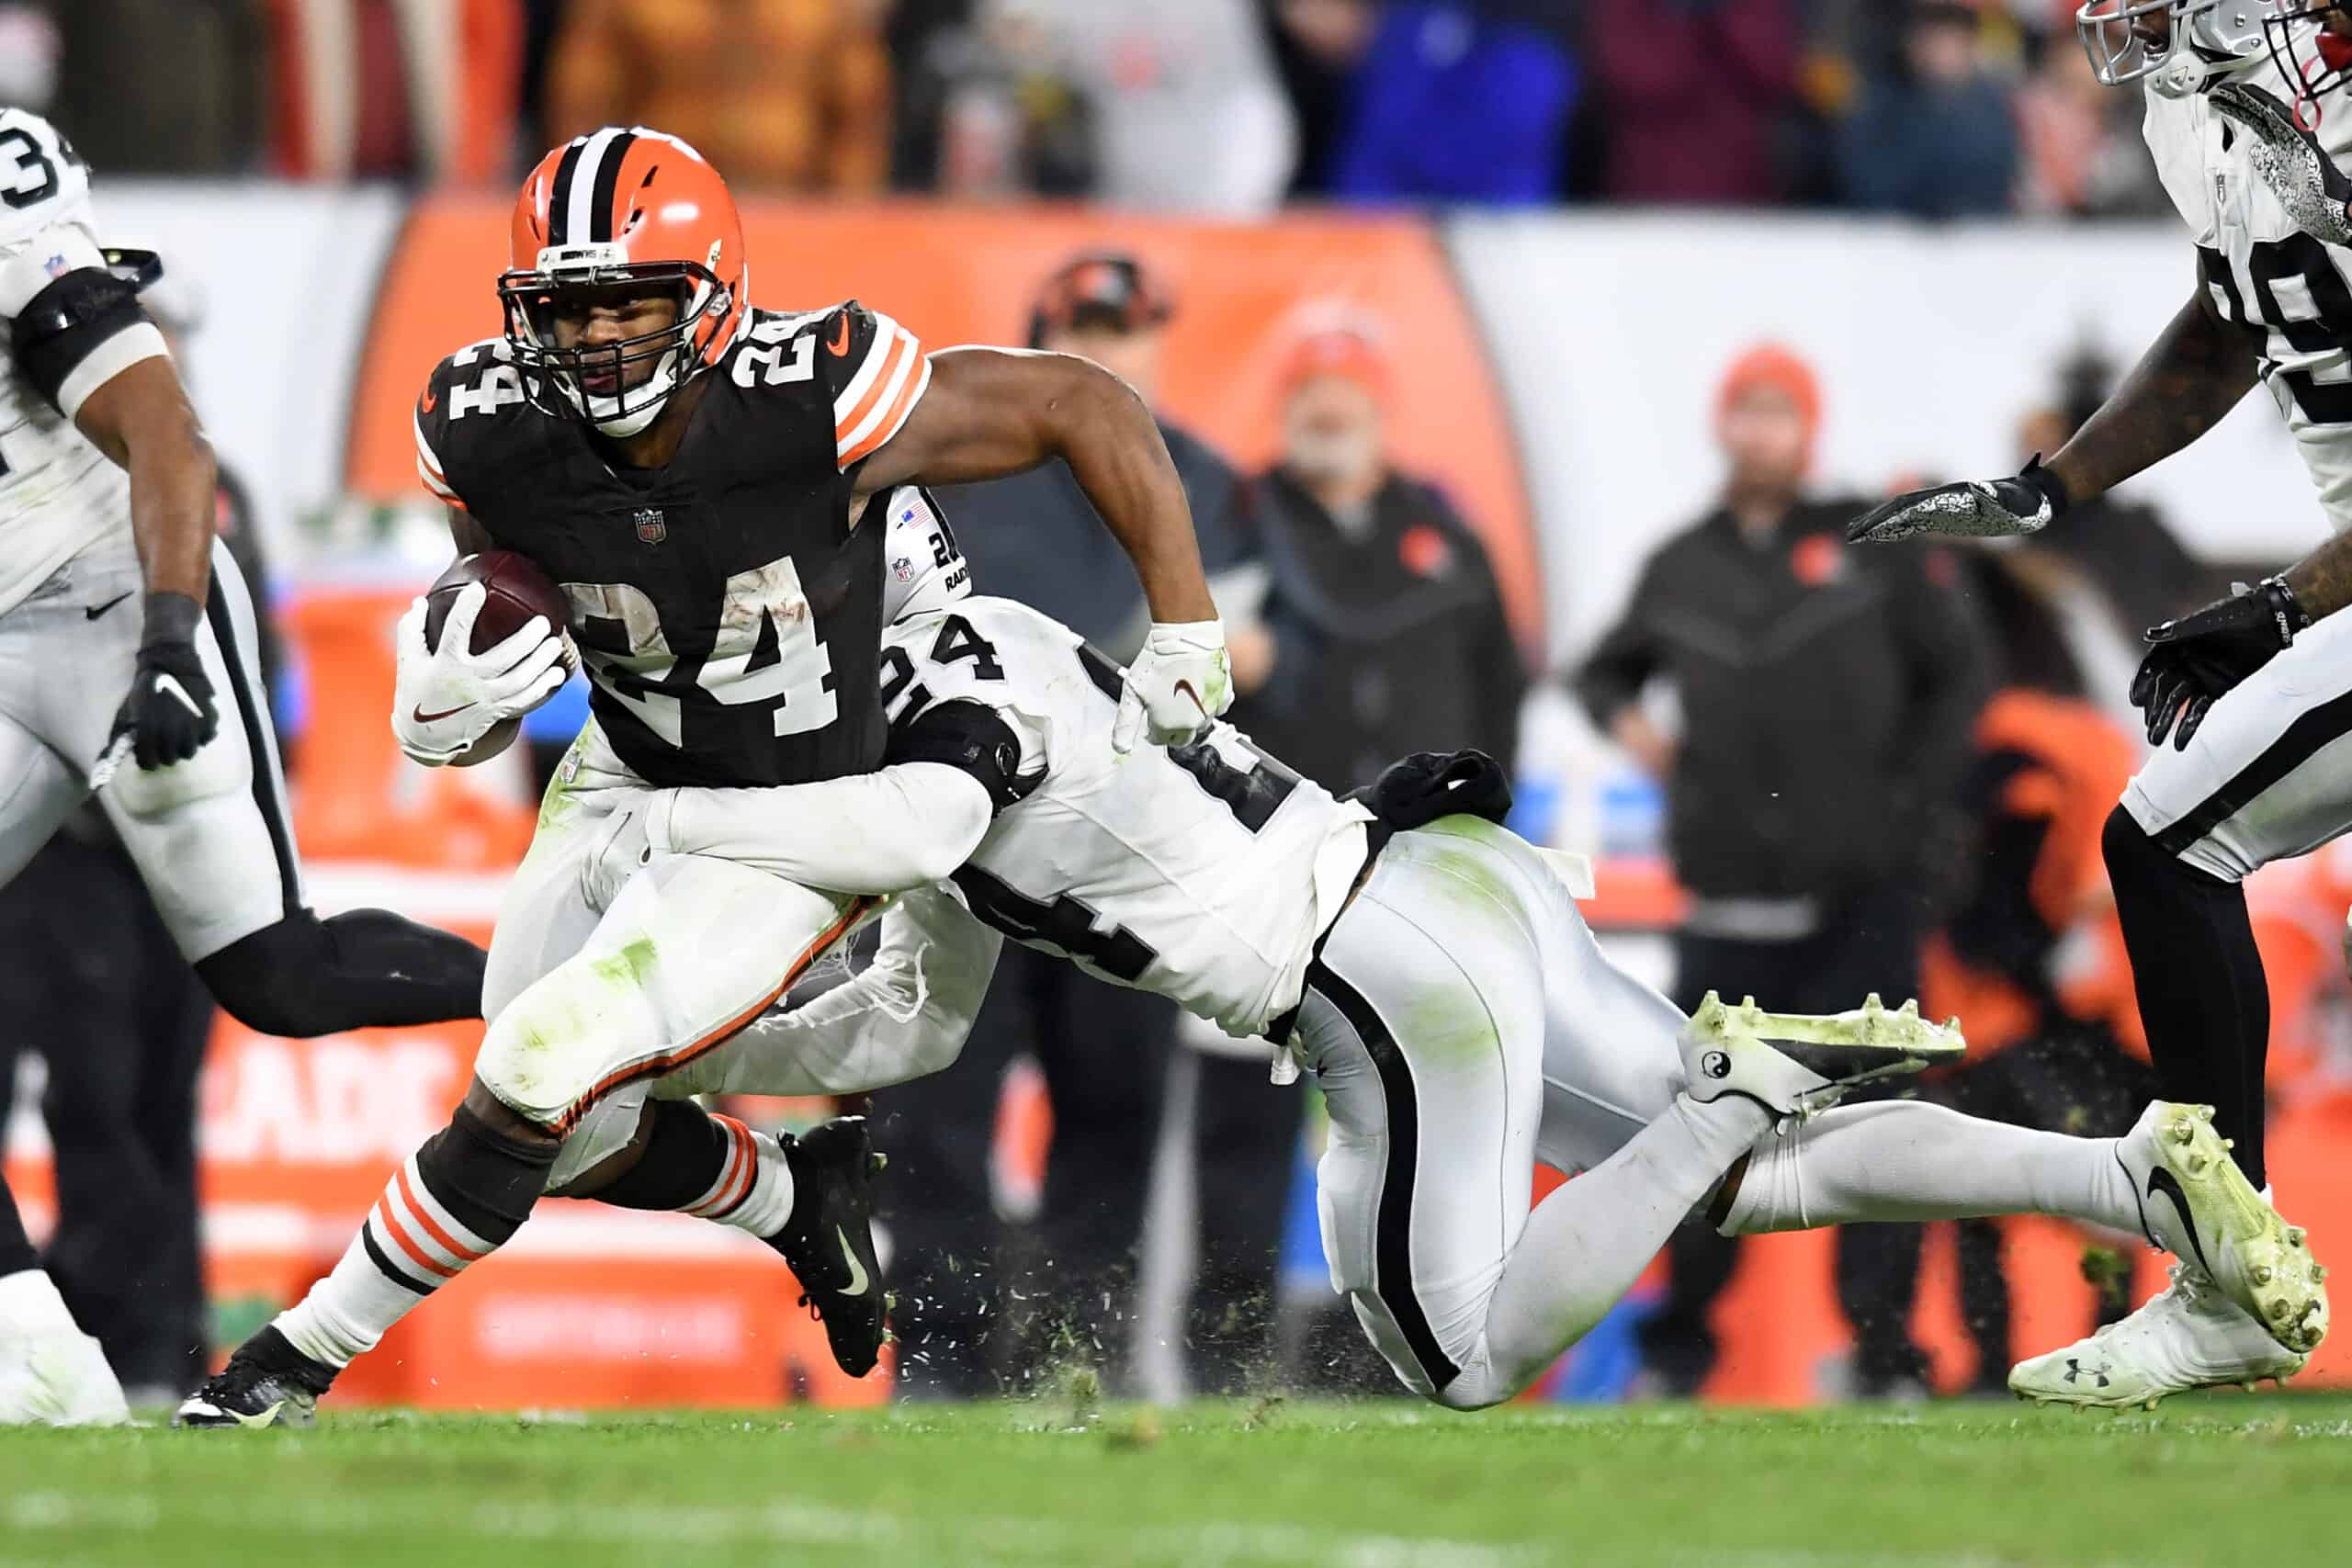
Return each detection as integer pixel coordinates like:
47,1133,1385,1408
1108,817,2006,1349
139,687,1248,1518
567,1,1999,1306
566,127,625,250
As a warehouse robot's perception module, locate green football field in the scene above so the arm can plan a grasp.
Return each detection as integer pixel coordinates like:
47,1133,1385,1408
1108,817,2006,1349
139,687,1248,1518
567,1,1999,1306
6,1395,2351,1567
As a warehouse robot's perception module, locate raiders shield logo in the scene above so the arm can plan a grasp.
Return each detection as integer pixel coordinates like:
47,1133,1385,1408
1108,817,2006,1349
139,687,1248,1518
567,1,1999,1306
634,507,667,544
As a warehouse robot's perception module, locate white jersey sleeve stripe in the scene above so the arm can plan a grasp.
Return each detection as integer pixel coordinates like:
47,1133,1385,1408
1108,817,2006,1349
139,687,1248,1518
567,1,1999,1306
830,310,906,424
55,320,167,423
838,331,928,468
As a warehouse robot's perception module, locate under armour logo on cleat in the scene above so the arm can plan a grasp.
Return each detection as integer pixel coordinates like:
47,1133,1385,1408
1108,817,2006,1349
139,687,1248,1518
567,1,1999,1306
2063,1359,2112,1389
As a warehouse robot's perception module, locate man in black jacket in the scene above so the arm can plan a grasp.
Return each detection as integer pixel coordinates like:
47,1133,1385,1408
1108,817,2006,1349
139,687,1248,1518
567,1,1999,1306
1231,321,1526,787
1576,343,1990,1397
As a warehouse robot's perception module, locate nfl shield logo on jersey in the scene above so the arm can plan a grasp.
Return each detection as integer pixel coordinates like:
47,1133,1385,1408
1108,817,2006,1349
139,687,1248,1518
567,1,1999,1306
634,507,667,544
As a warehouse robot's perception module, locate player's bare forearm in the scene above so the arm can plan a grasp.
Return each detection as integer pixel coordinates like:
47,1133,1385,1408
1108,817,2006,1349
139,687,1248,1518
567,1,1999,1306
859,348,1217,623
446,505,492,558
2045,291,2256,507
2282,529,2352,621
74,355,215,604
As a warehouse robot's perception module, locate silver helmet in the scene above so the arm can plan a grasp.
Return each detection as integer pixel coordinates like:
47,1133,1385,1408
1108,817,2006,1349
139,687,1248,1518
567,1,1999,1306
2077,0,2274,97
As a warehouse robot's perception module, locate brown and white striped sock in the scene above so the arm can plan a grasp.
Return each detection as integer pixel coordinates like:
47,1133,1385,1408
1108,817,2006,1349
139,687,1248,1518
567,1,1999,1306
273,1103,556,1371
592,1100,797,1239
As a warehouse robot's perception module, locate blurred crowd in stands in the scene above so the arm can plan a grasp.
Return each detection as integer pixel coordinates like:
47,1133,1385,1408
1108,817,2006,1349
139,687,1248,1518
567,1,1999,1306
4,0,2163,220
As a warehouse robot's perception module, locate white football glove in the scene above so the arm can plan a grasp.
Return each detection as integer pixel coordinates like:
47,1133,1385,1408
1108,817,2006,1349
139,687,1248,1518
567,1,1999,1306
390,582,570,765
1113,618,1233,754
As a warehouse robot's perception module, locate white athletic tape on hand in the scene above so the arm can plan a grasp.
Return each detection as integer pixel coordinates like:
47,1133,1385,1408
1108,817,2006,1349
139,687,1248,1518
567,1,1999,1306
88,732,133,791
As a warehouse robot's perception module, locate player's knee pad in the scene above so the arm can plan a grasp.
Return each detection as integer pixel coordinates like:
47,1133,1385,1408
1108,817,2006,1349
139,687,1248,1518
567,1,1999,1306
472,980,632,1133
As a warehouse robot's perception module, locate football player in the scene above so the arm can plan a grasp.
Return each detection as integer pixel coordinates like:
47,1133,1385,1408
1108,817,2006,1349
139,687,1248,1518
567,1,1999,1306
177,127,1231,1427
545,501,2324,1412
0,109,490,1426
1846,0,2352,1404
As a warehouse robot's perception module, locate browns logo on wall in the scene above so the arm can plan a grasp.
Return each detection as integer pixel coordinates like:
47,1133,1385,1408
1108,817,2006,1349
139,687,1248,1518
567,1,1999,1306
343,197,1544,651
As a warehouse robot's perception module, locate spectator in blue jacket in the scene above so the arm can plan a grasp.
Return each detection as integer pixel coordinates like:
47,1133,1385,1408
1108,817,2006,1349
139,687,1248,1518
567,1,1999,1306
1279,0,1578,205
1836,1,2018,219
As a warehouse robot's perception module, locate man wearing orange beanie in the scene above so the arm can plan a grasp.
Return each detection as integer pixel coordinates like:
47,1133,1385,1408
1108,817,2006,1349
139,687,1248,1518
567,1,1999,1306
1576,342,1992,1399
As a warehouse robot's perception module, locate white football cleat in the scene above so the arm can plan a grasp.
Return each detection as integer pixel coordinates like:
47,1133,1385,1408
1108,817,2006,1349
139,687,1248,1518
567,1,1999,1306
2010,1263,2307,1411
2113,1102,2328,1355
1679,990,1965,1121
0,1271,130,1427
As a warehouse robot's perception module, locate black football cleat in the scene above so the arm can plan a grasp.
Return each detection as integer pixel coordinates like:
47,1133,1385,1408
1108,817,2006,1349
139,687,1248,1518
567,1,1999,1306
767,1115,889,1377
175,1325,338,1429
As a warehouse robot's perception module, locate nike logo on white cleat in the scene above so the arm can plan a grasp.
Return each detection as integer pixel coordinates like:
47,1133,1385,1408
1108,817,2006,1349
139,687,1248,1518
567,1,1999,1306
836,1226,870,1296
2145,1167,2215,1277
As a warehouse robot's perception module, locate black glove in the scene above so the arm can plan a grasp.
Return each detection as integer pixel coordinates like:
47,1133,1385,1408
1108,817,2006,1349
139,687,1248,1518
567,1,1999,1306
2209,82,2352,247
1347,749,1513,831
2131,578,2308,751
104,592,220,773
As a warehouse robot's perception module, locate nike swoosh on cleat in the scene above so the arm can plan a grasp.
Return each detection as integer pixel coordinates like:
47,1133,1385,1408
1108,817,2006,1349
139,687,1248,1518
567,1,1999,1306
2146,1166,2215,1278
835,1226,870,1297
412,701,472,725
85,592,132,621
224,1400,285,1428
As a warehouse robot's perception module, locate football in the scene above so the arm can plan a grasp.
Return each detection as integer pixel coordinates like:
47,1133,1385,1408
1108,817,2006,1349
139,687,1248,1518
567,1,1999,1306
423,549,571,660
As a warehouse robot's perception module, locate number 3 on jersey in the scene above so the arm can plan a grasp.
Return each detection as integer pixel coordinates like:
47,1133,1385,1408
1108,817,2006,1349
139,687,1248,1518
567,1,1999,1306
565,557,836,745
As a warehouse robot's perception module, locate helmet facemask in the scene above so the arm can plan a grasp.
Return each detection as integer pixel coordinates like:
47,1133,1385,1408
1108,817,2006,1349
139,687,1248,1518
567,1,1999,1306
2077,0,2273,96
2266,4,2352,116
498,249,732,439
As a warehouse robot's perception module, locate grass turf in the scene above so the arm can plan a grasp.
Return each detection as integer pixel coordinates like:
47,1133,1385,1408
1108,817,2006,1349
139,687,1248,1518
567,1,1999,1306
6,1395,2352,1567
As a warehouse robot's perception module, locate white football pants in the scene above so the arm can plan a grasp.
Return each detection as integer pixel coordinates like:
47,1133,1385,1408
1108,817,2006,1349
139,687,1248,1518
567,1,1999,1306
0,535,297,960
481,721,871,1153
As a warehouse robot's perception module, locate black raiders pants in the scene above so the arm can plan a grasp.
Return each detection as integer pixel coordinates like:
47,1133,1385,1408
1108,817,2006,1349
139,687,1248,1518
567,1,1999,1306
1639,887,1929,1394
0,826,213,1393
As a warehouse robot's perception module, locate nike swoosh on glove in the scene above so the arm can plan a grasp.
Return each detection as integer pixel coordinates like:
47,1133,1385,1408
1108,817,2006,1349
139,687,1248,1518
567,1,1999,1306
390,581,571,765
2210,82,2352,247
1847,460,2065,545
1114,619,1232,753
2131,577,2310,751
98,592,219,780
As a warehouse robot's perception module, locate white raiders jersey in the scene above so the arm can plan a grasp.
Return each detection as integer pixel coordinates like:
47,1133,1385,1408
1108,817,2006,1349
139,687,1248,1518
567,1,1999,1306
0,109,163,616
2146,64,2352,532
879,593,1374,1037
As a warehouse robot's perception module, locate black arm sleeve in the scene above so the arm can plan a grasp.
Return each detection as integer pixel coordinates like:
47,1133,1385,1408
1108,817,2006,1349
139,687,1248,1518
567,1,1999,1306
10,265,152,413
888,698,1043,814
1573,555,1666,728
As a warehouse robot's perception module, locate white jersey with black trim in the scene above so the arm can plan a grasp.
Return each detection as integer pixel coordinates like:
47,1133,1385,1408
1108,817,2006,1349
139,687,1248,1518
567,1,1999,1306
880,593,1374,1038
2145,65,2352,533
0,109,167,616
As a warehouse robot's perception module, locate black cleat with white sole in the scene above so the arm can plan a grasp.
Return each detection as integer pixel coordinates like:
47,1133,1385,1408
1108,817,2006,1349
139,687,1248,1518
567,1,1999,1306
175,1325,339,1429
767,1116,889,1377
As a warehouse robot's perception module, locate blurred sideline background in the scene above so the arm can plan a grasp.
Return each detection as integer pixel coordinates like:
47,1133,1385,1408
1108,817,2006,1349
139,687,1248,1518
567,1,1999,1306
5,0,2352,1410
